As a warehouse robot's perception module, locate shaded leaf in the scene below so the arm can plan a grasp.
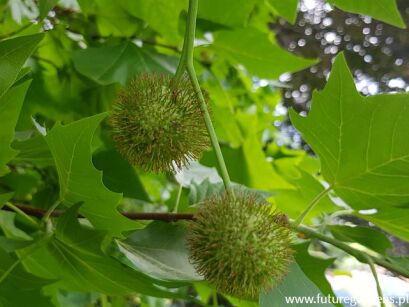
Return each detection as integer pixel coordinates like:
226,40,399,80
0,236,32,253
329,225,392,255
0,211,32,240
0,249,53,307
73,43,176,85
188,179,272,206
93,149,149,201
0,34,43,98
356,208,409,242
23,204,179,297
259,262,334,306
0,193,13,208
112,221,201,283
188,179,225,205
0,81,31,174
12,135,54,167
294,242,339,306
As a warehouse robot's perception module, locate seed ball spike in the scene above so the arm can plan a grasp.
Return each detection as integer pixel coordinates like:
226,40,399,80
187,193,294,299
109,73,209,173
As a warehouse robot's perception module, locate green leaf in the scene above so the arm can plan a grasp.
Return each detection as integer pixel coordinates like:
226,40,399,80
73,43,176,85
93,149,150,201
0,193,13,208
290,53,409,240
201,138,293,191
268,0,299,23
38,0,58,19
12,135,54,167
0,211,32,240
188,179,225,205
187,179,272,206
328,0,405,29
0,209,34,252
22,204,178,297
0,81,31,174
118,0,186,40
212,29,315,79
355,208,409,242
294,242,339,306
198,0,257,27
45,113,139,237
0,34,43,98
274,167,336,223
259,262,334,306
0,236,33,252
0,170,41,200
78,0,142,37
0,249,53,307
56,291,98,307
112,221,201,283
329,225,392,255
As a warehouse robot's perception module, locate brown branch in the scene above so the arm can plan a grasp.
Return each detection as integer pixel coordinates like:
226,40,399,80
3,204,409,279
2,204,195,221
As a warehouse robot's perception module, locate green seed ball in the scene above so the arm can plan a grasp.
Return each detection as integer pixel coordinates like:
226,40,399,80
187,193,294,299
109,73,209,173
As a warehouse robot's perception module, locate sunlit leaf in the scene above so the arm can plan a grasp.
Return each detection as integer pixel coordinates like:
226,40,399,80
328,0,405,29
213,29,315,79
268,0,299,23
45,114,140,236
291,53,409,240
0,34,43,98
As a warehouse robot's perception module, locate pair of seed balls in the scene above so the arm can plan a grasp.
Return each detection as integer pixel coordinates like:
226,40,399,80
110,74,293,299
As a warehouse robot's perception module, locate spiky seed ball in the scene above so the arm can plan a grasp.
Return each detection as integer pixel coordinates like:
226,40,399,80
187,193,294,299
110,73,209,173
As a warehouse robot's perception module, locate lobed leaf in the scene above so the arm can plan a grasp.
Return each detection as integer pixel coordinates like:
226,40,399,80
45,113,139,237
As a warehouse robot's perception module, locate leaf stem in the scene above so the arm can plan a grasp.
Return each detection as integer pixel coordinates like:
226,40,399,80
212,291,218,307
4,202,39,228
292,223,409,279
173,184,183,213
41,201,61,225
293,186,332,226
176,0,232,196
365,255,385,307
100,294,109,307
